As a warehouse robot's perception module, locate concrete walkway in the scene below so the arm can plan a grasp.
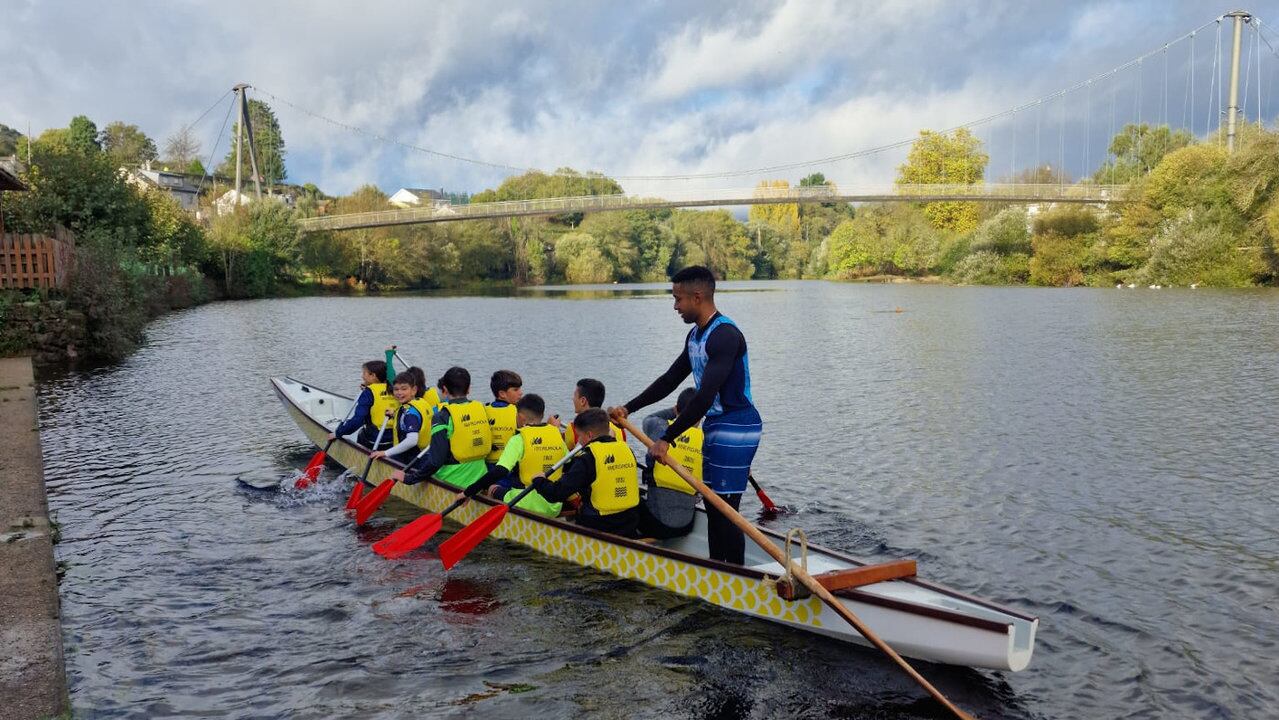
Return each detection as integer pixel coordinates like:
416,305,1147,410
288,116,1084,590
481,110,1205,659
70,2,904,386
0,357,68,719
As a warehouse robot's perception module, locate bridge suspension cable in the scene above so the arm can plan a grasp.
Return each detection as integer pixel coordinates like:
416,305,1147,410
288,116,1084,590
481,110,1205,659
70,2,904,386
252,15,1236,185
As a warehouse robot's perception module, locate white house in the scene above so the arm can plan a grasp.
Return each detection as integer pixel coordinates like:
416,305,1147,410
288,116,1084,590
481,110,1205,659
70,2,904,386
389,187,449,209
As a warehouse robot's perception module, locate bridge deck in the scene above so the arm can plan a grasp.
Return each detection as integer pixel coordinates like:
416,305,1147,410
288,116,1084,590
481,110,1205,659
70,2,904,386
298,183,1126,232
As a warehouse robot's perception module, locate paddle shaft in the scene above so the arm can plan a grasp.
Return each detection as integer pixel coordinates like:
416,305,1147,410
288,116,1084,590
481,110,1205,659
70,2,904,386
357,415,393,482
492,444,582,509
616,417,973,720
747,473,778,512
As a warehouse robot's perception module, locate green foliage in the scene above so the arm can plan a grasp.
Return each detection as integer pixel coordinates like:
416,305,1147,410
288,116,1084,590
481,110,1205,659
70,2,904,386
950,250,1013,285
218,99,287,187
0,123,21,155
471,168,622,226
1032,206,1099,238
970,207,1030,254
205,202,300,297
554,232,613,283
67,116,100,155
826,204,940,277
896,128,988,233
671,209,754,279
1135,217,1260,287
1028,232,1088,286
1093,123,1193,184
99,121,158,167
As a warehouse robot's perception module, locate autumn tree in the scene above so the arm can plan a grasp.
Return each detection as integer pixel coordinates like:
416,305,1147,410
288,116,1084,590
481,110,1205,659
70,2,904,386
896,128,988,233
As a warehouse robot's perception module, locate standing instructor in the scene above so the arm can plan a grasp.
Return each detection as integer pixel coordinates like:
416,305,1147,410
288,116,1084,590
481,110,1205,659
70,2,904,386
609,266,762,564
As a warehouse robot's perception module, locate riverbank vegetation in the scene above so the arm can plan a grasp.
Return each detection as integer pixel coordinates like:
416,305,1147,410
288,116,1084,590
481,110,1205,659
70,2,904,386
4,109,1276,363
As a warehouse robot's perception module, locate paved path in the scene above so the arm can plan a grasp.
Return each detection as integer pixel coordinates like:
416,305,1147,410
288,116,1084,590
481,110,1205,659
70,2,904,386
0,357,68,719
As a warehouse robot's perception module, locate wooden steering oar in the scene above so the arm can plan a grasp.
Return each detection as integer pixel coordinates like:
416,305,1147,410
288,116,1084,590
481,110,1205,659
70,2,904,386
616,416,974,720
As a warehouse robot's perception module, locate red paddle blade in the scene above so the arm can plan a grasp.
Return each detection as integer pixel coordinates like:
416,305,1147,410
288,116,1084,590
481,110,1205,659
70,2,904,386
293,450,326,489
755,488,778,513
372,513,444,559
438,505,509,569
344,482,364,511
353,479,398,525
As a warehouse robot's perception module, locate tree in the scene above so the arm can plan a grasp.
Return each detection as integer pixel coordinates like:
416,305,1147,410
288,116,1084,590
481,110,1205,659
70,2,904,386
748,180,800,237
671,210,754,279
554,232,613,283
0,124,21,155
218,99,287,187
100,121,158,167
1093,123,1193,185
970,207,1030,254
896,128,988,233
67,115,100,154
163,126,201,168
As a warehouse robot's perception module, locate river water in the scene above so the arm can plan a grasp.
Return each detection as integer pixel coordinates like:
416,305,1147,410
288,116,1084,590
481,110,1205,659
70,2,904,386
38,281,1279,719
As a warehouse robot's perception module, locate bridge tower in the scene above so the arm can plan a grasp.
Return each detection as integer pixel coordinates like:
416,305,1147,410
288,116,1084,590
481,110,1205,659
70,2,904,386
231,83,264,201
1225,10,1253,154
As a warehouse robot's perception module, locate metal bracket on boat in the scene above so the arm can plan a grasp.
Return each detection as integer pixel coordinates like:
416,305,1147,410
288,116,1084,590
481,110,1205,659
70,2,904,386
775,528,812,601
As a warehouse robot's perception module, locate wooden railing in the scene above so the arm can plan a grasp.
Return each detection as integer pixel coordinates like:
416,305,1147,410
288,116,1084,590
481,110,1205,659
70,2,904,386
0,227,75,290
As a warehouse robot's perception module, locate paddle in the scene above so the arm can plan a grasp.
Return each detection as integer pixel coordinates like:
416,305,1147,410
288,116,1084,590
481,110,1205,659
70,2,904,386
370,496,467,559
437,446,582,570
616,417,973,720
296,399,360,489
345,415,391,511
748,473,780,514
295,438,336,490
352,446,427,526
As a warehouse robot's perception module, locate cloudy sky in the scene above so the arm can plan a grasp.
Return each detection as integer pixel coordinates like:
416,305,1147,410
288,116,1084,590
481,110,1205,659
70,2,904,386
3,1,1275,196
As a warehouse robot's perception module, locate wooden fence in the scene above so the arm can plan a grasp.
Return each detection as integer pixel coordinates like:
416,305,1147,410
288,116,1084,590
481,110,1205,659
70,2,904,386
0,227,76,290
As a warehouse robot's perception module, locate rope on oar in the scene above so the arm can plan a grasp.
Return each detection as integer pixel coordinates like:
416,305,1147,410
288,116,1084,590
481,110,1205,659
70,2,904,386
615,416,974,720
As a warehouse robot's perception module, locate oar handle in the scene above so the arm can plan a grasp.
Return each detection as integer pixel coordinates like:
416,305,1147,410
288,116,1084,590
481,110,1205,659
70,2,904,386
389,345,412,370
614,417,973,720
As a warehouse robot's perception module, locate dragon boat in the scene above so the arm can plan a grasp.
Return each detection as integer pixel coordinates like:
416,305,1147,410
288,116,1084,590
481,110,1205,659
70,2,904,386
273,376,1038,671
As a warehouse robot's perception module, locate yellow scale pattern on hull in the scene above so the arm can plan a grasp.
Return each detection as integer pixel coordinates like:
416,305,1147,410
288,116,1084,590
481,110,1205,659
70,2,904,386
290,402,825,629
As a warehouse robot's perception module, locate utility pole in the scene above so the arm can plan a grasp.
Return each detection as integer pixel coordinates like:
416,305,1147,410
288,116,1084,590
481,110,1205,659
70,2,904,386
1225,10,1252,153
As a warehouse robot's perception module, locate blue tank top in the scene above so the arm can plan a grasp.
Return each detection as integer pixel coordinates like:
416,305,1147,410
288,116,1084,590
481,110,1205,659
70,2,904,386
686,314,753,417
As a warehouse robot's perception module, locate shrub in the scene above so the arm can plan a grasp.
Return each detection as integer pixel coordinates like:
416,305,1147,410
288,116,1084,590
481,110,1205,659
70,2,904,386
1135,218,1260,287
970,207,1030,254
950,250,1012,285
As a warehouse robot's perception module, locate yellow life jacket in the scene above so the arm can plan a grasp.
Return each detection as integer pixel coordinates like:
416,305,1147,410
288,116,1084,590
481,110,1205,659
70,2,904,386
587,439,639,516
367,383,398,430
652,422,702,495
443,400,493,463
516,424,569,484
564,421,624,450
421,387,442,417
392,398,432,449
485,402,518,462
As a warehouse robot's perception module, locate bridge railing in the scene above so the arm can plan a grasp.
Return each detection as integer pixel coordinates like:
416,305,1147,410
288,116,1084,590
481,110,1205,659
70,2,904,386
298,183,1127,232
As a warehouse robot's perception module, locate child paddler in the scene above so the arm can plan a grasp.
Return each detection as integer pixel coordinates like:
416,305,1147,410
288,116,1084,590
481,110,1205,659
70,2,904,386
529,408,641,537
393,366,493,491
370,369,432,465
484,370,523,464
637,387,700,539
329,360,397,450
551,378,625,447
461,394,568,517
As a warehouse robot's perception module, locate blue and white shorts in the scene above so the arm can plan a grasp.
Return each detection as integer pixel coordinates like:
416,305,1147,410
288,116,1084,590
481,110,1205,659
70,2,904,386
702,406,763,494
